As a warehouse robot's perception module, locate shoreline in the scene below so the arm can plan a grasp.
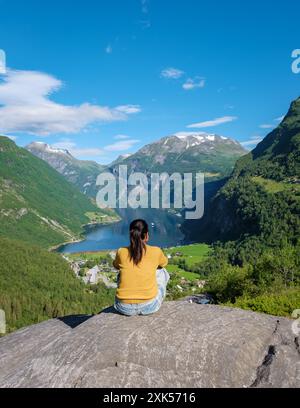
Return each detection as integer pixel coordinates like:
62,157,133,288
49,217,122,253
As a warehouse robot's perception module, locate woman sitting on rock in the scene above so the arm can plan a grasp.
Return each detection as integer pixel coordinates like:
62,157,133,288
113,219,170,316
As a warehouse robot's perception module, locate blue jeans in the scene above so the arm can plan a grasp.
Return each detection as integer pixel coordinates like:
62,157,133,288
114,268,170,316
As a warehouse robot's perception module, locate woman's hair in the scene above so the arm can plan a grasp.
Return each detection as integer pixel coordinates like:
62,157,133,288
129,219,148,265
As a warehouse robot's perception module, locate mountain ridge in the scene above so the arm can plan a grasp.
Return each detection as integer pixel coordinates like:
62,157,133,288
107,132,246,181
183,97,300,247
26,141,104,197
0,136,107,247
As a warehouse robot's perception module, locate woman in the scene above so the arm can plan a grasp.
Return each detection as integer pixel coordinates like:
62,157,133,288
113,219,170,316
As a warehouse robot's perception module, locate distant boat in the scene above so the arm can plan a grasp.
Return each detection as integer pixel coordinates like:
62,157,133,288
151,222,155,228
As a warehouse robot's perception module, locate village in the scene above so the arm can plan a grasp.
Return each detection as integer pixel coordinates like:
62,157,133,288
62,243,210,301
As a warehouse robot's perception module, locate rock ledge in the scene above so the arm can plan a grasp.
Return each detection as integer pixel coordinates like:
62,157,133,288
0,302,299,388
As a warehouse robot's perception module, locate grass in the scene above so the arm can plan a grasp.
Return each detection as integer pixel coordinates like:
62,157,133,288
167,265,201,281
166,243,211,267
66,250,112,262
252,176,300,194
85,210,121,224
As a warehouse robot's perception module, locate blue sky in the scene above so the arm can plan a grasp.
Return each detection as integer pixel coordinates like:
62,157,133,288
0,0,299,163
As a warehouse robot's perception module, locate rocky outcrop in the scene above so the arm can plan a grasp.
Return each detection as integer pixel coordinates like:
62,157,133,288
0,302,299,388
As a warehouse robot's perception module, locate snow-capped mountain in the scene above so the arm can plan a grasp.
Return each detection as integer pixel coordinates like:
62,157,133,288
26,142,104,197
107,132,246,178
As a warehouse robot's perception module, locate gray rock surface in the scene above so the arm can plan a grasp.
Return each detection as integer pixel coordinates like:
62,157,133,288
0,301,299,388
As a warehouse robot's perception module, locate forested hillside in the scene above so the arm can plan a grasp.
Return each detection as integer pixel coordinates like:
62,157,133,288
0,136,107,247
26,142,104,197
183,97,300,315
184,97,300,248
0,237,114,333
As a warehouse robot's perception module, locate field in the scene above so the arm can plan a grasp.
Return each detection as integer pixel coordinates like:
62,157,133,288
165,243,211,268
252,176,300,194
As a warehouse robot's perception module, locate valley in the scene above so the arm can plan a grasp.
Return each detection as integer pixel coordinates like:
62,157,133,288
0,97,299,335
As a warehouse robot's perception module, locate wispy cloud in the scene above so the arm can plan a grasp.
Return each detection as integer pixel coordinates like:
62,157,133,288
174,131,206,137
241,136,263,148
104,139,140,152
187,116,237,128
139,19,151,29
182,77,205,90
52,139,103,157
141,0,149,14
275,115,284,122
105,44,112,54
161,67,184,79
259,124,274,129
0,69,140,136
114,134,130,140
115,105,141,114
224,104,235,110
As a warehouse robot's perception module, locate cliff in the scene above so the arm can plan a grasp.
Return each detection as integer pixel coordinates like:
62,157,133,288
0,301,299,388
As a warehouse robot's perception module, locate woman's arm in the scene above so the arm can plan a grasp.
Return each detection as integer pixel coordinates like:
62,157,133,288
158,248,168,268
113,249,121,270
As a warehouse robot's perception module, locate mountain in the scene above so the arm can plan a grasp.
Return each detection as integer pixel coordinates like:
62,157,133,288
232,97,300,180
183,97,300,250
108,153,133,167
0,136,111,247
26,142,104,197
107,133,246,179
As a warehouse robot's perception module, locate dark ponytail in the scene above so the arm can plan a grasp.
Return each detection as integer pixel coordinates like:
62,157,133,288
129,219,148,265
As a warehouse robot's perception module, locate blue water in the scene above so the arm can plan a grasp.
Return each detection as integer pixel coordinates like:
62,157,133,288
57,208,185,253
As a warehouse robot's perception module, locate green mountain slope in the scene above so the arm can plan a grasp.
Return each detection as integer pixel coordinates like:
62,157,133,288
0,136,107,247
182,98,300,317
26,142,104,198
0,237,114,333
233,96,300,180
183,97,300,247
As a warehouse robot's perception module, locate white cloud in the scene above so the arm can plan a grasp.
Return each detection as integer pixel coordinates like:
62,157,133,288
241,136,263,148
52,139,103,157
259,124,274,129
104,139,140,152
115,105,141,114
275,116,284,122
114,134,130,140
105,44,112,54
0,69,140,136
187,116,237,128
161,67,184,79
174,131,206,138
182,77,205,90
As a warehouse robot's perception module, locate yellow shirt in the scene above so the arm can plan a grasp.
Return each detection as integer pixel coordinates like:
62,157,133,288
113,244,168,304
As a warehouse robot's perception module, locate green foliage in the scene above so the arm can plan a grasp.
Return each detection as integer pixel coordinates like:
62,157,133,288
0,136,107,247
0,237,114,333
227,289,300,317
204,243,300,316
166,243,211,273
